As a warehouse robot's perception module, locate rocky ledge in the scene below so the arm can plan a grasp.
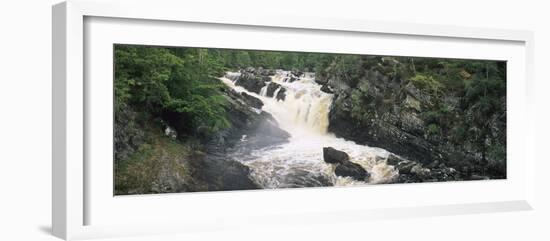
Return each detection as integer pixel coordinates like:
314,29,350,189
230,67,287,101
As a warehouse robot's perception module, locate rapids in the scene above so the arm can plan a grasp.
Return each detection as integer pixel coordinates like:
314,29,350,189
220,70,398,188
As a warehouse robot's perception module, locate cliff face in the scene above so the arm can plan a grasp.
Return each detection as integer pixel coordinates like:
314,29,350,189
318,56,506,180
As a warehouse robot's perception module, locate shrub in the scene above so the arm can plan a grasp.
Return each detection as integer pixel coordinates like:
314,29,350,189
427,123,441,135
410,73,444,94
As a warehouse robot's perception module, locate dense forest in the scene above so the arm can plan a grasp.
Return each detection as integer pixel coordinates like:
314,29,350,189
114,45,506,194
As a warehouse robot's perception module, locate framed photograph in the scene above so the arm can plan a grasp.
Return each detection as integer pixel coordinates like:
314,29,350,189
52,0,535,240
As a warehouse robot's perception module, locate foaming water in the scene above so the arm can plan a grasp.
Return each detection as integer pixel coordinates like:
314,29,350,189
221,70,398,188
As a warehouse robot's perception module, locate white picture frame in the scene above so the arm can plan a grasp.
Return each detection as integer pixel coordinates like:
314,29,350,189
52,0,536,240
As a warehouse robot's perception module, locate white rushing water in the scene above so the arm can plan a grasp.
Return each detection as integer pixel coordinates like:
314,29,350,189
221,70,398,188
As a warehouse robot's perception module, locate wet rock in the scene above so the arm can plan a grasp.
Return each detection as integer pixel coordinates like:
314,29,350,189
315,78,329,86
320,84,334,94
396,160,417,174
211,87,290,151
288,75,298,83
335,160,370,181
255,67,275,77
188,152,259,191
291,70,303,77
410,165,431,179
234,72,267,94
323,147,349,164
279,169,333,188
249,112,291,148
386,153,405,166
240,92,263,109
218,160,259,190
266,82,282,97
276,88,286,101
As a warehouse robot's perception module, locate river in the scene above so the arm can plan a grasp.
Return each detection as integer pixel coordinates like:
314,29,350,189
220,70,398,188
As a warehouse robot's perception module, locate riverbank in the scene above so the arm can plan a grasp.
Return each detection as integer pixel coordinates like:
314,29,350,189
113,45,506,194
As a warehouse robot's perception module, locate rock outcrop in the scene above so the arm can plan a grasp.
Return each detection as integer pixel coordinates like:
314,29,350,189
318,56,506,180
240,92,263,109
233,67,288,101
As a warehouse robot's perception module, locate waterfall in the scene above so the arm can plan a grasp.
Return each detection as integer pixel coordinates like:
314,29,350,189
263,70,332,135
225,72,241,83
219,70,398,188
259,83,269,97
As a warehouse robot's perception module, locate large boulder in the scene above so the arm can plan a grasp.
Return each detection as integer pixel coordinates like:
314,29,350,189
240,92,263,109
249,112,291,148
276,88,286,101
323,147,349,164
187,153,259,191
334,160,370,181
266,82,282,97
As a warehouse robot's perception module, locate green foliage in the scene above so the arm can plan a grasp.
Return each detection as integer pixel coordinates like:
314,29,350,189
450,125,467,143
422,110,442,125
114,46,182,111
427,123,441,135
332,55,363,87
410,73,444,94
114,45,230,135
234,51,252,67
349,89,371,123
218,50,333,71
487,143,506,161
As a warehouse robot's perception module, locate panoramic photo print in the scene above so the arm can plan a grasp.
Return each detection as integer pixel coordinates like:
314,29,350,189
114,44,507,195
